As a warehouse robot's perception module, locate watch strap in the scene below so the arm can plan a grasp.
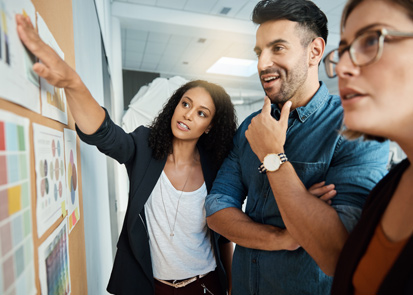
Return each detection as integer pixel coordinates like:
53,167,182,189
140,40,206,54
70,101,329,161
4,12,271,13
258,153,288,174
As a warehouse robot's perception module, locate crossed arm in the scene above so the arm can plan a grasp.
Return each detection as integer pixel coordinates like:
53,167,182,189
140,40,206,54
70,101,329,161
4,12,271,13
243,98,349,276
207,181,336,252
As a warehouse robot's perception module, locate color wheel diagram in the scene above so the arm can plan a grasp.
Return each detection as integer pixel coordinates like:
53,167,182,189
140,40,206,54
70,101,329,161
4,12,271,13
33,123,66,238
0,110,36,295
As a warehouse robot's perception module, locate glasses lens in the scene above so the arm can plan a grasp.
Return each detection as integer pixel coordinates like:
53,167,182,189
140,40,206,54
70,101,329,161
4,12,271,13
324,50,339,78
351,31,380,66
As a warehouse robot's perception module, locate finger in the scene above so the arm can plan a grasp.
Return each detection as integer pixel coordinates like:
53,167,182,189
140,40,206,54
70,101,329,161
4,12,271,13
308,181,326,190
16,14,61,68
279,100,292,124
319,190,337,202
261,96,272,115
32,62,53,80
309,183,335,196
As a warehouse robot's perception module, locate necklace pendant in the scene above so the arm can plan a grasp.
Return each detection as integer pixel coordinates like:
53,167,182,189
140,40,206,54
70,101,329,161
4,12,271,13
170,233,174,237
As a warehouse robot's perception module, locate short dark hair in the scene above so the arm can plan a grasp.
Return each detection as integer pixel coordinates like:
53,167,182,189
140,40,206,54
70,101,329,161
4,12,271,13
148,80,237,168
252,0,329,45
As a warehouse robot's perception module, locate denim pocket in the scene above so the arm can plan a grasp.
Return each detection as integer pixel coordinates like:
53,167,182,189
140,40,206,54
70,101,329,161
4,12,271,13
290,161,328,188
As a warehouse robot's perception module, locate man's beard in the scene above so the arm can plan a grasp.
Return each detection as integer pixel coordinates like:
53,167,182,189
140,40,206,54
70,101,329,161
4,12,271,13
262,55,309,105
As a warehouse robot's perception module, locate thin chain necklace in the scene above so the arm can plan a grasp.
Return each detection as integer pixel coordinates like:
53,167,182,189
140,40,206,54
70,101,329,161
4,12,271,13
160,165,193,237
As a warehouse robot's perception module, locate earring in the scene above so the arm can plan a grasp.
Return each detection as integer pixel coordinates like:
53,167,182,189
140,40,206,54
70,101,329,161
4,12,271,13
205,130,209,134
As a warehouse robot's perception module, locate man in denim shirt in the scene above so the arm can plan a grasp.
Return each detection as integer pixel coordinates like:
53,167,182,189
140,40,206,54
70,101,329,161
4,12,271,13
205,0,389,294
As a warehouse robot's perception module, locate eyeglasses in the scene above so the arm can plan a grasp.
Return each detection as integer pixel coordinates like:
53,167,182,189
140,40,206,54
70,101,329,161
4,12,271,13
323,28,413,78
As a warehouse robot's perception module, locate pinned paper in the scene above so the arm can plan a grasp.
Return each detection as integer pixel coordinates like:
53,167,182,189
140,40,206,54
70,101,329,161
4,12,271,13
61,201,66,217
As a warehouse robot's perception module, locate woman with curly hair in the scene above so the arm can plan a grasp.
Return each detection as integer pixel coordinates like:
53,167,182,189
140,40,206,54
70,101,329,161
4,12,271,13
15,14,237,295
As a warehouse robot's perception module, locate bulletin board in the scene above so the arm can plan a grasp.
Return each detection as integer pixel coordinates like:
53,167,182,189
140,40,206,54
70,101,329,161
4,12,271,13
0,0,87,294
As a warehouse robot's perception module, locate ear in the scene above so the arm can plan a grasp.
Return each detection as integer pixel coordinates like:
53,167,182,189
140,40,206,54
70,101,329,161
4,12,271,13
308,37,325,67
205,125,212,134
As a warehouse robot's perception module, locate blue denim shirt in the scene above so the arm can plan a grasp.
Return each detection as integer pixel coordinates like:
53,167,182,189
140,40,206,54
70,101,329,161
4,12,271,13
205,82,389,295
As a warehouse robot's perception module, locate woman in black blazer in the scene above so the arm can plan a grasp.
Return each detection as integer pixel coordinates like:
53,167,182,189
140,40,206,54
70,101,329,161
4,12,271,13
16,14,237,295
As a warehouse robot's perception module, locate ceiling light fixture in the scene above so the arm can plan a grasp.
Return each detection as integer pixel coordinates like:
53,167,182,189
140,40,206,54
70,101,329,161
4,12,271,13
220,7,232,15
207,57,257,77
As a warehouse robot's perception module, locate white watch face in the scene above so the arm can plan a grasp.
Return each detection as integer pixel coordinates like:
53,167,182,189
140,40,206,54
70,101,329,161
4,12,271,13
263,154,281,171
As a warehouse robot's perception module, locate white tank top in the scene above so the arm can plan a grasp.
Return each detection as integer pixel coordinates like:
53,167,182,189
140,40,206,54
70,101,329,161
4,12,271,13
144,171,216,280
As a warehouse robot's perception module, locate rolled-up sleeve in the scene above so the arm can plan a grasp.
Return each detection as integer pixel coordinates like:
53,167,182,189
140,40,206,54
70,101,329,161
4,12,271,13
332,205,362,233
326,136,389,230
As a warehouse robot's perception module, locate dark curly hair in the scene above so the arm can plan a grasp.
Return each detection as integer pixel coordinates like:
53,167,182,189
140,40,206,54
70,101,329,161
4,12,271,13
148,80,237,168
252,0,329,46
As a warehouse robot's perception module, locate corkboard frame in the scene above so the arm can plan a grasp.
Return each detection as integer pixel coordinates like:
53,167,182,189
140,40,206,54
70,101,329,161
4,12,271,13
0,0,87,294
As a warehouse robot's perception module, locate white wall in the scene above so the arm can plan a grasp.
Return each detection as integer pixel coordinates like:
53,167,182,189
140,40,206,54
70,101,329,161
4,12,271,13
72,0,113,294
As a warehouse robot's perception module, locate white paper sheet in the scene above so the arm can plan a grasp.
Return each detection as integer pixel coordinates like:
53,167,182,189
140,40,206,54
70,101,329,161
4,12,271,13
38,219,71,295
0,0,40,113
33,123,67,238
0,109,36,295
37,12,68,125
63,128,79,232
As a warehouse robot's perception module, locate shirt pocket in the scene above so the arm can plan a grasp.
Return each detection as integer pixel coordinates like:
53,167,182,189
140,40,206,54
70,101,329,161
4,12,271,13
289,161,328,188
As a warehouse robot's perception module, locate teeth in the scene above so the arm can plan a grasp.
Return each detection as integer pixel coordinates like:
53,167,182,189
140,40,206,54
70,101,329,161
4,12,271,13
178,122,189,130
263,76,278,82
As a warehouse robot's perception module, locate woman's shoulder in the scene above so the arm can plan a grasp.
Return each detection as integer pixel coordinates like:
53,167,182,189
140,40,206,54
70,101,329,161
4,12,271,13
129,125,151,141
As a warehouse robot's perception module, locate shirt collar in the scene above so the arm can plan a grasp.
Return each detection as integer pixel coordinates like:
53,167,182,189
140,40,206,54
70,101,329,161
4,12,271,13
271,81,330,123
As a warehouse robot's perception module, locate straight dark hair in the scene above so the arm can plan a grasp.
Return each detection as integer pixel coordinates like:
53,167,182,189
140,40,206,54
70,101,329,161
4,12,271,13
252,0,329,46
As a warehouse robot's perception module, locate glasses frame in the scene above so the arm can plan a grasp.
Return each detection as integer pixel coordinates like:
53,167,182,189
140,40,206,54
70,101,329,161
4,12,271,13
323,28,413,78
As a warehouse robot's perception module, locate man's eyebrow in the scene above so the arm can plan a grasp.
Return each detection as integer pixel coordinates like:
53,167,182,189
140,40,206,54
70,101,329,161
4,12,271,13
254,38,289,53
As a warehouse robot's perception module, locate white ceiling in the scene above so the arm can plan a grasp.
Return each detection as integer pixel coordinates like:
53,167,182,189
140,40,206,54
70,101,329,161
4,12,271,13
112,0,346,99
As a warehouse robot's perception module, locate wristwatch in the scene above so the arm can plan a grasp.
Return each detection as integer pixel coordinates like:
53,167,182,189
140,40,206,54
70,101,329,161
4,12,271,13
258,153,288,174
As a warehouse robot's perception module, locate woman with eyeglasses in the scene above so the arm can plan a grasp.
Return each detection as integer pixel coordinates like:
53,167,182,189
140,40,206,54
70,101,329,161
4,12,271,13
323,0,413,294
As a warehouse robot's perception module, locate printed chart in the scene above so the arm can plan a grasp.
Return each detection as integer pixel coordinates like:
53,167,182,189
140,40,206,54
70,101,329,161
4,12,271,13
0,0,39,113
64,129,79,232
38,219,71,295
37,12,67,124
0,110,36,295
33,123,66,238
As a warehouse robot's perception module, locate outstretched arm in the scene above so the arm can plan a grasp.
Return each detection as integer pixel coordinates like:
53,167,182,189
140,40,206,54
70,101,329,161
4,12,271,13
15,14,105,134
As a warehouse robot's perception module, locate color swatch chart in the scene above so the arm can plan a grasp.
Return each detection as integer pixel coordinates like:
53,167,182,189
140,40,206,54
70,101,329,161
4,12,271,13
0,110,36,295
38,219,70,295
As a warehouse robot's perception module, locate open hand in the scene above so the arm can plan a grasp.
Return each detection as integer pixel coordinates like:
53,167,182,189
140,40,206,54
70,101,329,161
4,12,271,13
15,14,80,89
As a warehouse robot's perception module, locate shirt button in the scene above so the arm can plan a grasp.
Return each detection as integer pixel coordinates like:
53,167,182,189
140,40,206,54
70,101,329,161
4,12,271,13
252,259,257,263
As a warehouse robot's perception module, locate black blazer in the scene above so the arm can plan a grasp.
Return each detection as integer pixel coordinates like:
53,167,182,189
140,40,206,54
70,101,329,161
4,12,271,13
331,159,413,295
76,109,228,295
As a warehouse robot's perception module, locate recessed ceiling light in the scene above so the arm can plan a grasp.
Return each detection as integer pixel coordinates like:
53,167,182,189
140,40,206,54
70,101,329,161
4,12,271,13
220,7,231,15
207,57,257,77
